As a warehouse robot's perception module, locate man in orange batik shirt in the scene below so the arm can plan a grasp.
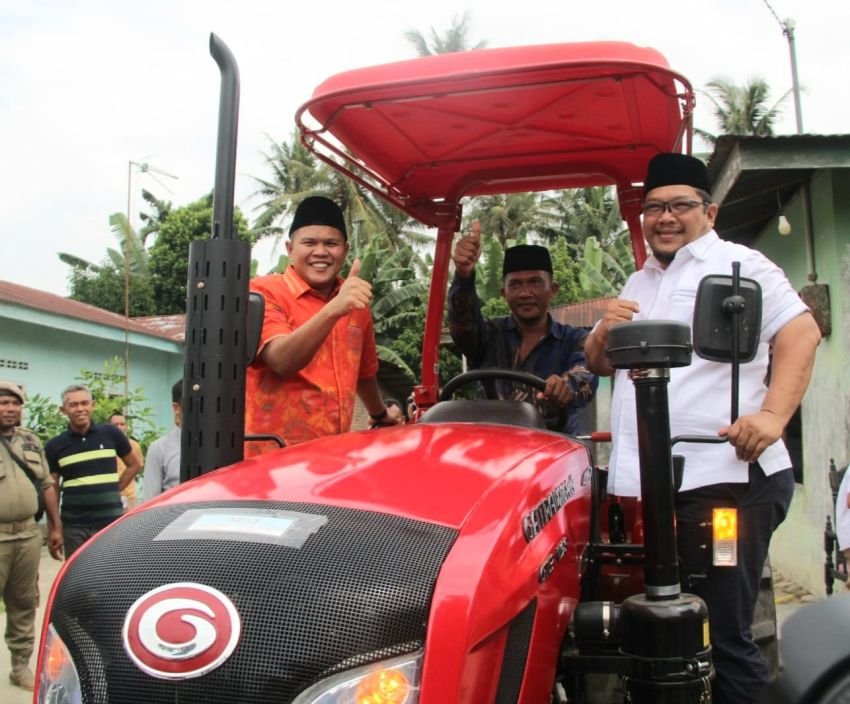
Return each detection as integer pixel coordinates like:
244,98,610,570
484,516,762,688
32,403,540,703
245,196,400,455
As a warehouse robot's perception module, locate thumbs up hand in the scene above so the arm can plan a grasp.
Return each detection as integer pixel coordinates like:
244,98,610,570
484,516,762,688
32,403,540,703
327,258,373,316
452,220,483,279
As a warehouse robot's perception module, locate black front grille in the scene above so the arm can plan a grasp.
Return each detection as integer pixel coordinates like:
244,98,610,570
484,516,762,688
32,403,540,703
495,600,537,703
50,500,456,703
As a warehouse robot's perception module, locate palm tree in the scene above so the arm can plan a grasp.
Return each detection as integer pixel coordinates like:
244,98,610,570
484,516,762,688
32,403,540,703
473,237,506,303
697,77,790,144
61,213,157,316
347,234,428,381
576,231,635,298
404,12,486,56
251,131,323,241
251,132,430,258
464,193,541,249
370,196,432,253
535,188,622,245
137,189,172,246
59,213,149,277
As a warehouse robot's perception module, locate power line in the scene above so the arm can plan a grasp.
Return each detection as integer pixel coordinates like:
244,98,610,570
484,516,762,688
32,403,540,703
761,0,784,30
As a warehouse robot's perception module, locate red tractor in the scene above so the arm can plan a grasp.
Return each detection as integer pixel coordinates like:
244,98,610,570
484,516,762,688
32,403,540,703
35,36,820,704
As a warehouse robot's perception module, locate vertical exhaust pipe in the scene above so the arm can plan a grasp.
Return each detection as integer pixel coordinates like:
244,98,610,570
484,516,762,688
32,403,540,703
605,321,713,702
180,34,252,481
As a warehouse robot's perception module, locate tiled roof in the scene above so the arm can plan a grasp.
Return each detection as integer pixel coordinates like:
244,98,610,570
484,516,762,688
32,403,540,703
132,315,186,342
0,279,178,341
551,296,614,328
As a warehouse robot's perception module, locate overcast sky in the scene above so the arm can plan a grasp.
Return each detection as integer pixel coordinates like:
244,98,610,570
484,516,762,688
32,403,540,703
1,0,845,296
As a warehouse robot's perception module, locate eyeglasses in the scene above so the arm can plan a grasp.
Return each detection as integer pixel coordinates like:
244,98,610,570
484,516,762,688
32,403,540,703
641,199,710,217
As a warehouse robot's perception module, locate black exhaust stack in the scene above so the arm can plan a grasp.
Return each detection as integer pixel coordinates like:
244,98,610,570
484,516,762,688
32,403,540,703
180,34,252,481
606,321,713,702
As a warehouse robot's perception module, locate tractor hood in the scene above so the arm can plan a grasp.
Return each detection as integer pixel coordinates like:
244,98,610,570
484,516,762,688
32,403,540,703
40,423,590,703
141,422,581,529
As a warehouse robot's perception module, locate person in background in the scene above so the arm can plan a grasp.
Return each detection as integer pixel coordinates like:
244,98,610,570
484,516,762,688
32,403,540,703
245,196,400,454
584,153,821,703
448,223,597,433
836,464,850,583
108,411,142,511
45,384,142,558
143,380,182,501
0,381,62,691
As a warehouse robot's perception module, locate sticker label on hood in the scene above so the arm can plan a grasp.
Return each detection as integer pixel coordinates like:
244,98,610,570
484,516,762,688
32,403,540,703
154,508,328,548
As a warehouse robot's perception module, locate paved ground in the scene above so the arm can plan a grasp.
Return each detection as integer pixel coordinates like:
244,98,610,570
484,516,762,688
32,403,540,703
0,545,63,704
0,549,843,702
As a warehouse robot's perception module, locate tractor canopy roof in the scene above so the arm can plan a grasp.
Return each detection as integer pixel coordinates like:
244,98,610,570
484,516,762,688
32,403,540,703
295,41,694,403
296,41,694,258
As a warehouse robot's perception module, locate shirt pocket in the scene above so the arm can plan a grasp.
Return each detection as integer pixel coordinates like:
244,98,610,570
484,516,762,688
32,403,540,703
23,450,45,479
667,288,697,324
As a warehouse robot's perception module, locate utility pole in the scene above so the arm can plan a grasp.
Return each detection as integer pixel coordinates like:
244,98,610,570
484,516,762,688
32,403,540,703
781,18,804,134
124,160,178,403
763,1,803,134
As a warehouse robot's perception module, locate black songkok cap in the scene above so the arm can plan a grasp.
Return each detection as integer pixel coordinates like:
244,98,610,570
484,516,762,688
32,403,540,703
288,196,347,240
643,153,711,196
503,244,552,278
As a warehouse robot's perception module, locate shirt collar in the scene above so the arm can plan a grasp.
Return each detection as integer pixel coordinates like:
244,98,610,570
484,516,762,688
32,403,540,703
644,230,719,273
506,313,562,339
283,265,342,300
67,422,93,438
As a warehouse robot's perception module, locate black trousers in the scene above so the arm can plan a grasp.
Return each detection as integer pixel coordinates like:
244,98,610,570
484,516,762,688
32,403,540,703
675,464,794,704
63,523,108,559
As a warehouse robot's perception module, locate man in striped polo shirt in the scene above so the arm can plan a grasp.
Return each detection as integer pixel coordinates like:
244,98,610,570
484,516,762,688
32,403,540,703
45,385,142,558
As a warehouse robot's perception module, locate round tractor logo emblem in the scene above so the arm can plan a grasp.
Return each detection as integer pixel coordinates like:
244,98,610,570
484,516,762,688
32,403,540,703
122,582,241,680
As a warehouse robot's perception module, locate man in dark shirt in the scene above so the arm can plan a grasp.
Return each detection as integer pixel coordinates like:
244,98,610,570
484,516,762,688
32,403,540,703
448,222,597,433
45,384,142,557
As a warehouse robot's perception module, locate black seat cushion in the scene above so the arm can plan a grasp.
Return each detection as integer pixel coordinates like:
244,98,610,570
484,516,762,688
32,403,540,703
418,399,546,430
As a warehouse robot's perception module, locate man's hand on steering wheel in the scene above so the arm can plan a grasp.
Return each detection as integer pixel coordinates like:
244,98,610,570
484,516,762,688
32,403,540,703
439,369,570,433
536,374,574,407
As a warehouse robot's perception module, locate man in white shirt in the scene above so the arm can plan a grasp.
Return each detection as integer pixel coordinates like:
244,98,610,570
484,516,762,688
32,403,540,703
143,380,182,501
585,153,821,704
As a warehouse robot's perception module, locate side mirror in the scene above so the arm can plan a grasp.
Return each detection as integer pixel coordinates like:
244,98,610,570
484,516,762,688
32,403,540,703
692,271,762,364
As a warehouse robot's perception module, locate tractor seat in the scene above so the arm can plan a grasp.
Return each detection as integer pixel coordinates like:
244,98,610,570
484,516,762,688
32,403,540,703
418,399,547,430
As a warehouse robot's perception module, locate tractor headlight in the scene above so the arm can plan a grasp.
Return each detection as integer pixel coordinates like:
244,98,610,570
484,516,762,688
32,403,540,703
292,650,422,704
37,624,82,704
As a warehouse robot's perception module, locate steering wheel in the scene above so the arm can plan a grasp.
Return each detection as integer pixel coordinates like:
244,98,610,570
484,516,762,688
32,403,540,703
439,369,569,432
440,369,546,400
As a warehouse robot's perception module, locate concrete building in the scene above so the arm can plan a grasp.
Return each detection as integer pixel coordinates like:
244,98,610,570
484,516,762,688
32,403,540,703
0,280,183,432
707,134,850,597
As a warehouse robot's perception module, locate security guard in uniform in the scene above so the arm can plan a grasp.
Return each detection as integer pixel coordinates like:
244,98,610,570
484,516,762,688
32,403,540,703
0,381,62,690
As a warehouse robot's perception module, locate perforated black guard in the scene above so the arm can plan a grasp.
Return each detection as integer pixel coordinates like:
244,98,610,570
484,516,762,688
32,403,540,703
50,500,457,703
495,599,537,703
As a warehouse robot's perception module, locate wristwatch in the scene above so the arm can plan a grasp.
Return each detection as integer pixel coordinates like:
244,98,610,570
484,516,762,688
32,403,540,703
369,408,389,421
